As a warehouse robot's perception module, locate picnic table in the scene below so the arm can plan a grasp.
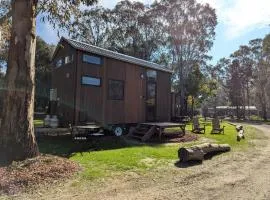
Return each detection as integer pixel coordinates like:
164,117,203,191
141,122,186,140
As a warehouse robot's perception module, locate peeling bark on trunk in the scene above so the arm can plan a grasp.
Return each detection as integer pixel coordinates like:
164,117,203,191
0,0,39,165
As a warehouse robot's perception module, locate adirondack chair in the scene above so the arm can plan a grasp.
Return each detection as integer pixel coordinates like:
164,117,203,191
192,117,205,134
211,117,225,134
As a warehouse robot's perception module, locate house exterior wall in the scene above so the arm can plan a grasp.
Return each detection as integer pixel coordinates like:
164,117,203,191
104,58,147,125
51,40,77,125
75,51,104,123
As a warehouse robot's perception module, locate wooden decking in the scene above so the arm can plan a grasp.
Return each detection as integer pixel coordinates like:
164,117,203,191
128,122,186,142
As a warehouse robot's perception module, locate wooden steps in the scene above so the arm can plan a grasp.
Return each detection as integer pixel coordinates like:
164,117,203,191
128,124,157,142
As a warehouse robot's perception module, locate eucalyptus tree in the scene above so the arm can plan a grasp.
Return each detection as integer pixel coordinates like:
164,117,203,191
108,0,146,58
0,0,98,164
158,0,217,115
226,59,244,119
230,45,254,118
70,6,111,48
108,0,167,61
254,36,270,120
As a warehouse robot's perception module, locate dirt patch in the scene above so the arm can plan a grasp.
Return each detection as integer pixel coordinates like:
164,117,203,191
148,131,198,143
0,155,79,195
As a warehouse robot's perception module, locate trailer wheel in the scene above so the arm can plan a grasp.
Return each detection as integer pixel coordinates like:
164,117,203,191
113,126,123,136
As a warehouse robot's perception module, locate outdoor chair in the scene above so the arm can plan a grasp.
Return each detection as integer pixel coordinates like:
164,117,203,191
192,117,206,134
211,117,225,134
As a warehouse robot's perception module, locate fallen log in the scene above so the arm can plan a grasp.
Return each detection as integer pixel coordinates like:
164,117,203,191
178,143,231,162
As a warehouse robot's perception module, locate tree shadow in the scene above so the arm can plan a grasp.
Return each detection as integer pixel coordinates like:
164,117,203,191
37,134,144,158
204,151,225,160
37,131,198,158
174,160,202,168
174,151,227,169
37,134,179,158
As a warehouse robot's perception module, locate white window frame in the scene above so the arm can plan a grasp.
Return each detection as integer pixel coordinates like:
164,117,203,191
82,54,102,65
81,76,101,86
64,55,74,64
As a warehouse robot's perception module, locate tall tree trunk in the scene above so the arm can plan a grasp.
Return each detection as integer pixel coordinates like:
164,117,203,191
0,0,39,165
242,87,246,119
261,91,267,121
213,95,217,117
179,59,186,116
246,82,250,119
191,96,194,118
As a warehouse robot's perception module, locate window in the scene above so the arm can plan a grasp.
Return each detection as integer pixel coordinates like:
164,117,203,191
146,70,157,81
55,59,63,68
83,54,102,65
81,76,101,86
64,55,73,64
108,79,124,100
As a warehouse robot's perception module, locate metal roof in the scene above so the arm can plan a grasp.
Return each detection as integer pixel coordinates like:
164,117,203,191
59,37,172,73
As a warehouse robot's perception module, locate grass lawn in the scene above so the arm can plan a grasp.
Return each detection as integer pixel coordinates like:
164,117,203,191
34,119,44,127
37,121,262,180
185,120,250,149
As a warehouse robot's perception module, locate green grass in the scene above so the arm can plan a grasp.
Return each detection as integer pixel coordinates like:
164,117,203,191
71,144,179,180
184,120,261,150
38,135,196,180
34,119,44,127
37,121,264,180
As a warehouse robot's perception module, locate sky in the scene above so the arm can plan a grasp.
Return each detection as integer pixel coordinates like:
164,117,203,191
37,0,270,64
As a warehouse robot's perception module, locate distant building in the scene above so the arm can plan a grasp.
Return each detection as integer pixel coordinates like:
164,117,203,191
207,106,258,117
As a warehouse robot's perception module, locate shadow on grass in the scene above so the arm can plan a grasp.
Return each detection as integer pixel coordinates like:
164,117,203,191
38,135,148,158
174,160,202,168
37,131,197,158
174,151,227,168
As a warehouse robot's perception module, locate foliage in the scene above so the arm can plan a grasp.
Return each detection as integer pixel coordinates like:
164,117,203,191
161,0,217,115
0,1,10,70
215,35,270,120
70,6,111,47
35,37,55,111
70,0,168,62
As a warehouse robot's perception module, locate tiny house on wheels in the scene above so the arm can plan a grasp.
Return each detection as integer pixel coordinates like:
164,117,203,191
51,37,173,135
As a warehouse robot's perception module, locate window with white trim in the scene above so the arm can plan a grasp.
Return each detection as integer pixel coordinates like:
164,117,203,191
64,55,73,64
81,76,101,86
83,54,102,65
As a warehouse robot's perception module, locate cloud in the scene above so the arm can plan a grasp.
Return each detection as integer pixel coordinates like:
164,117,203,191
199,0,270,39
37,0,270,43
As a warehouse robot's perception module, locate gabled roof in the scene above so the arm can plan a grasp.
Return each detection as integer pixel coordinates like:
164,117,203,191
53,37,173,73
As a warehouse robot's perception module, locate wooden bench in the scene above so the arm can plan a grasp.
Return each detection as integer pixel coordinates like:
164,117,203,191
191,117,205,134
211,118,225,134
